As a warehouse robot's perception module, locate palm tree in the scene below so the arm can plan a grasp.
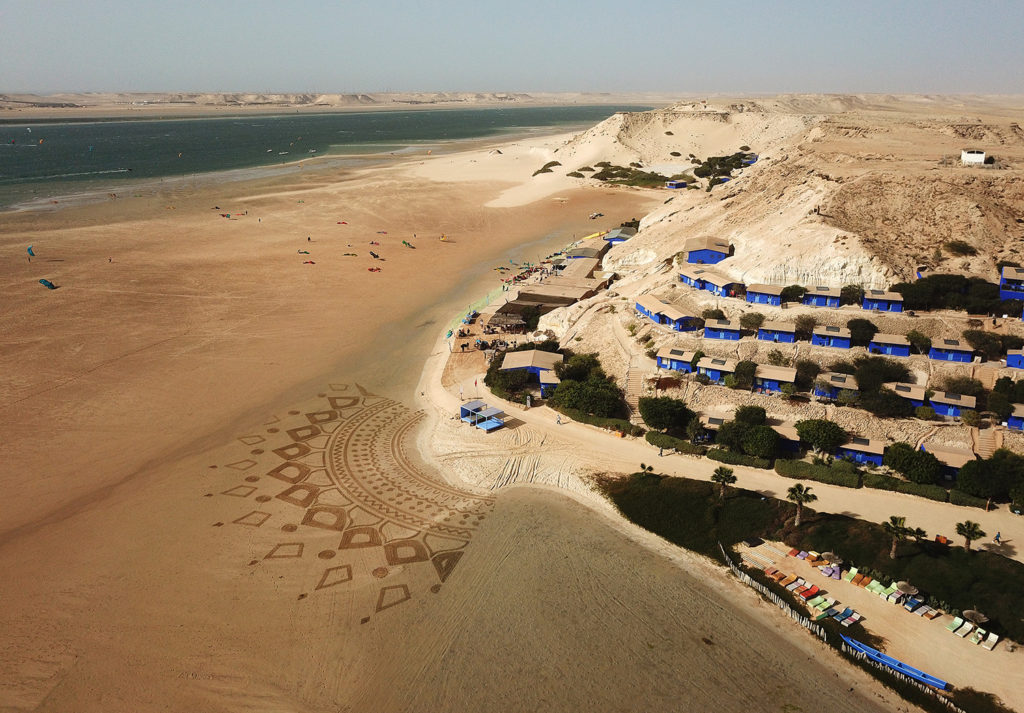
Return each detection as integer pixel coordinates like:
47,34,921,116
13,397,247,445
639,462,655,477
882,516,917,559
956,520,986,552
786,483,818,527
710,466,737,500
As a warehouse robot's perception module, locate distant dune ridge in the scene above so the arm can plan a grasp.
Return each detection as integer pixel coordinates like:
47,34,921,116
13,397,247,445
0,90,675,113
454,93,1024,288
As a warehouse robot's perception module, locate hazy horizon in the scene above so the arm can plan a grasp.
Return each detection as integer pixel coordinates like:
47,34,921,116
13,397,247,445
2,1,1023,95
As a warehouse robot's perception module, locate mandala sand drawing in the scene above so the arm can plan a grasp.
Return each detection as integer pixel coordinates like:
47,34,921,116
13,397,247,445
216,384,494,616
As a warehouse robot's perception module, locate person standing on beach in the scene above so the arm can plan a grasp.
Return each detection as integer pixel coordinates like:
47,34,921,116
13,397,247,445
995,532,1001,544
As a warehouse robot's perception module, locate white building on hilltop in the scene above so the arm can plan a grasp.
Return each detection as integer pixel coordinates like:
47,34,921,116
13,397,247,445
961,149,986,165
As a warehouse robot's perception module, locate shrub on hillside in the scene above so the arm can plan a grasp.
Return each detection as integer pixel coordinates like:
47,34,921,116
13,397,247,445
645,431,706,454
775,459,861,488
948,489,988,509
846,318,878,347
566,171,584,178
707,448,771,469
943,239,977,256
638,396,694,432
734,405,766,425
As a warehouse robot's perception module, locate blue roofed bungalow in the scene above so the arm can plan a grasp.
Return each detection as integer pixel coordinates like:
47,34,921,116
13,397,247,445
746,283,784,306
999,266,1024,301
499,349,564,398
704,319,741,340
771,423,802,452
1009,403,1024,431
754,364,796,394
803,285,841,308
603,226,637,245
928,338,973,363
683,236,732,265
929,391,976,418
635,294,699,331
862,289,904,313
655,346,697,372
835,437,885,466
868,333,911,357
920,443,977,482
678,266,742,298
885,382,927,408
696,356,737,384
812,325,852,349
1007,349,1024,370
758,320,796,343
665,179,687,189
814,372,859,400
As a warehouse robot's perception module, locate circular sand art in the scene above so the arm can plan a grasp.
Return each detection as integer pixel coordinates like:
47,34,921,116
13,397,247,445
215,384,494,620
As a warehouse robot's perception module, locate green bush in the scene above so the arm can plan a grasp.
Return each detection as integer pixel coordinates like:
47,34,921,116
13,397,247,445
943,239,977,256
558,407,644,436
707,448,771,469
775,459,862,488
566,171,584,178
577,166,594,172
638,396,694,432
914,405,937,420
532,167,553,176
542,160,562,169
645,431,706,455
948,489,988,509
895,480,948,502
863,472,901,490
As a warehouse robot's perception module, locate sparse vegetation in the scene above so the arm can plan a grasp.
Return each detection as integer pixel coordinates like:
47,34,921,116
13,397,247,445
566,171,584,178
943,239,977,256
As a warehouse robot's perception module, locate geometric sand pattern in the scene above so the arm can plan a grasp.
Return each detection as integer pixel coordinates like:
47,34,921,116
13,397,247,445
219,383,494,618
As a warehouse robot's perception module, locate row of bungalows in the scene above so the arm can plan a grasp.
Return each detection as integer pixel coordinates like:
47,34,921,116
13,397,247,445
634,295,700,331
812,325,852,349
603,227,637,246
704,318,741,340
753,365,797,393
920,443,978,481
814,372,859,399
999,266,1024,301
884,382,978,417
928,338,974,363
498,349,563,397
678,266,742,297
1010,403,1024,431
868,333,911,357
758,320,797,343
697,356,736,383
836,437,886,466
803,286,841,308
683,236,732,265
746,284,784,306
862,289,904,312
655,346,697,371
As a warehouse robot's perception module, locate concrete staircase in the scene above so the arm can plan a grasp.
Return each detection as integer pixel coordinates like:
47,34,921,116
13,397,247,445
625,367,644,424
972,427,1000,459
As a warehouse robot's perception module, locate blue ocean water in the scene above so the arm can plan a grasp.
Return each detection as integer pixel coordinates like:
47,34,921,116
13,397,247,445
0,105,649,209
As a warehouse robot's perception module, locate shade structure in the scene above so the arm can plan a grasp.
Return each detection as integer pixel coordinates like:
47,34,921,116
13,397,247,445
896,581,918,595
962,609,989,624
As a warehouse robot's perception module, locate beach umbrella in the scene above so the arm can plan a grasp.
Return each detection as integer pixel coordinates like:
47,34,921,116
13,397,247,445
896,581,918,595
963,609,988,624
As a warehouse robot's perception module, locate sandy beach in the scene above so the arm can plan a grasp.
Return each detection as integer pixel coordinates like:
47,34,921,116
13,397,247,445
0,113,953,712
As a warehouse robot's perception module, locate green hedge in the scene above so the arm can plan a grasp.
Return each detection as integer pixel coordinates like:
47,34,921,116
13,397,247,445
774,460,862,488
895,481,948,502
707,448,771,469
644,431,707,455
558,407,644,436
948,489,988,509
862,472,901,491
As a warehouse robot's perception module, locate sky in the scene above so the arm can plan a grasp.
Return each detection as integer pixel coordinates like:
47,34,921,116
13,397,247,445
2,0,1023,94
